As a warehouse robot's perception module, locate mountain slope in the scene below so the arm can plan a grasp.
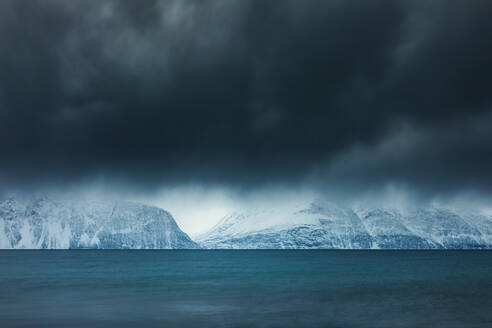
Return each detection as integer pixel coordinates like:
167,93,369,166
0,196,198,249
196,201,492,249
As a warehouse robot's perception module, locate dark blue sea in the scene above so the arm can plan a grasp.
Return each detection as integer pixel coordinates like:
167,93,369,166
0,250,491,328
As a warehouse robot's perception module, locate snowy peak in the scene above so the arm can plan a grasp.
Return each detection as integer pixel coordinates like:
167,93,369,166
0,195,198,249
198,200,492,249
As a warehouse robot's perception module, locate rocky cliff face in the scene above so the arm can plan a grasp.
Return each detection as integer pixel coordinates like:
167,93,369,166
0,196,198,249
196,201,492,249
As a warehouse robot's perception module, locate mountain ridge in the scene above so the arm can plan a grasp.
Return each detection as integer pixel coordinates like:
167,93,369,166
197,200,492,249
0,195,198,249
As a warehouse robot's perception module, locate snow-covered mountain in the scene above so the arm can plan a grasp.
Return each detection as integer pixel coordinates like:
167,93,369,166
3,196,491,250
0,195,198,249
196,200,492,249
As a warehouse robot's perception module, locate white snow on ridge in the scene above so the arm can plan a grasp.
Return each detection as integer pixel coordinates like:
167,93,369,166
3,195,492,250
0,195,198,249
198,200,492,249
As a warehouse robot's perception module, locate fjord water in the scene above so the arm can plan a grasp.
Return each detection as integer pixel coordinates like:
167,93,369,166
0,251,491,328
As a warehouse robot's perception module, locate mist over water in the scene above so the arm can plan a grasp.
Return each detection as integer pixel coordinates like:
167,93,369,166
1,250,491,328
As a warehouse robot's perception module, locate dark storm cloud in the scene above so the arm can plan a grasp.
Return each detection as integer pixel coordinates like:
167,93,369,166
1,0,492,195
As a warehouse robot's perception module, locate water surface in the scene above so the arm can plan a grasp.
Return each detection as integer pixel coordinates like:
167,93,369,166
1,250,491,327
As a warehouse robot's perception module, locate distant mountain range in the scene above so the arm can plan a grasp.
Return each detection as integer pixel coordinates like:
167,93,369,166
0,196,198,249
1,196,491,249
196,200,492,249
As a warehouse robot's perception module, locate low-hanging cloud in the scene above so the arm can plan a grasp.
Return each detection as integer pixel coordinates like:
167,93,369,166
1,0,492,203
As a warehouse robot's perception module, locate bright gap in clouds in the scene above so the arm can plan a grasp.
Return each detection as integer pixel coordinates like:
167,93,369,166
140,186,237,237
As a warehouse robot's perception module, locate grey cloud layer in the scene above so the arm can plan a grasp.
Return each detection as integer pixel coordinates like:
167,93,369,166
1,0,492,195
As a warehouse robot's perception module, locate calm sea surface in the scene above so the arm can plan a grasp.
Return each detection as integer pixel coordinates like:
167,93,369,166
0,250,491,328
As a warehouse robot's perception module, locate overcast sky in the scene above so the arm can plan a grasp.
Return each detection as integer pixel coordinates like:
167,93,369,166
1,1,492,234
